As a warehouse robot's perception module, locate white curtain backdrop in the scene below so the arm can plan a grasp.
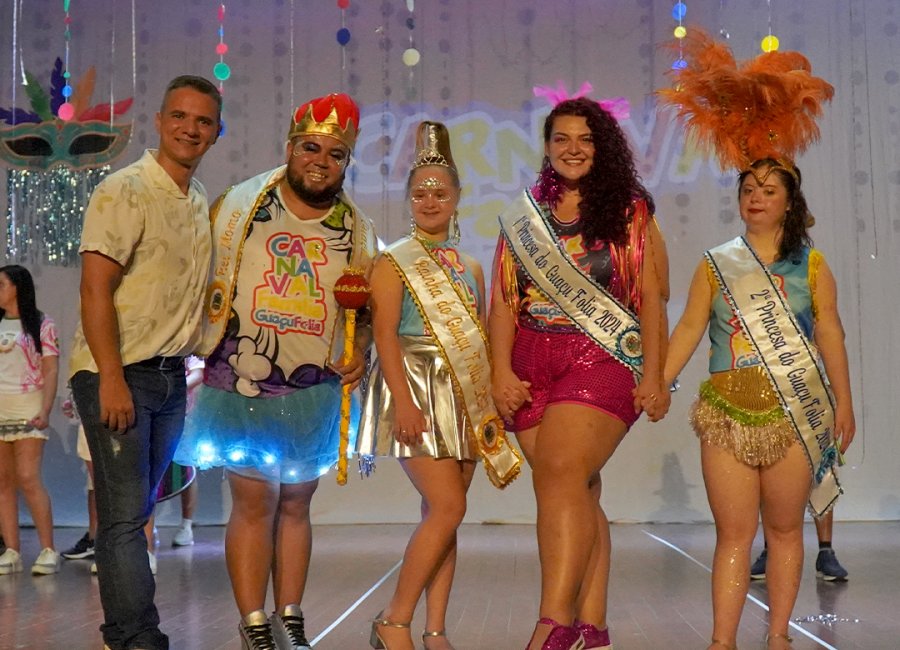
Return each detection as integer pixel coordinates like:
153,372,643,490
2,0,898,525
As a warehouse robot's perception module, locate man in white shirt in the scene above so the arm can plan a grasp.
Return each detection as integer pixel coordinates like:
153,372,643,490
69,75,220,650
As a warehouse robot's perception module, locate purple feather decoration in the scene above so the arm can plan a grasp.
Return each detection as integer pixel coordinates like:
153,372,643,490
49,58,66,115
0,107,42,125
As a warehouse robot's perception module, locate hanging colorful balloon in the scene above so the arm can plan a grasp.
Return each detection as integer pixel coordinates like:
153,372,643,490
671,1,687,70
402,48,421,67
213,3,228,136
761,0,780,52
404,0,420,68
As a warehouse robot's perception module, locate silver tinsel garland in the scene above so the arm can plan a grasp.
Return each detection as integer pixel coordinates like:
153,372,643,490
6,166,109,266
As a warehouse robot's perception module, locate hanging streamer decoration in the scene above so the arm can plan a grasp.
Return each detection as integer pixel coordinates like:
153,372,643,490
761,0,779,52
402,0,420,70
213,3,229,136
3,1,134,265
671,1,688,70
336,0,351,74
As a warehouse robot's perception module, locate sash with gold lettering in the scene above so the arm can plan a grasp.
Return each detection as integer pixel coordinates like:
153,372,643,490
385,237,521,488
198,165,376,357
499,189,644,379
706,237,842,516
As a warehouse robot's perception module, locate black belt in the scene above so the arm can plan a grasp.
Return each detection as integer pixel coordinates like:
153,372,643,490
131,355,186,371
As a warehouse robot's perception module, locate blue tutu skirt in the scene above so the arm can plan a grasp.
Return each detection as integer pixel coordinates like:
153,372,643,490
174,379,359,484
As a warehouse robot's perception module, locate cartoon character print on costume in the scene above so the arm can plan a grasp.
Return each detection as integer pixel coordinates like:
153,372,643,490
727,274,787,369
517,219,613,330
417,246,478,336
434,246,477,307
204,188,356,398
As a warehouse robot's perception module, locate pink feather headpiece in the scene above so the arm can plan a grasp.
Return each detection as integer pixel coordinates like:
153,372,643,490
532,81,630,121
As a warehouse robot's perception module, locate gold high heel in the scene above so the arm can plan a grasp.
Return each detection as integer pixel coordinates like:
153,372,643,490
422,629,448,649
766,633,793,646
370,610,411,649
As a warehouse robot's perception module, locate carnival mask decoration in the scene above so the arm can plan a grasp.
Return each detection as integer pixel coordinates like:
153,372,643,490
2,58,133,265
0,58,133,170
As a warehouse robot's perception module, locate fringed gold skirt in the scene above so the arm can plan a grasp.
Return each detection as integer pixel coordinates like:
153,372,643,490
690,366,796,467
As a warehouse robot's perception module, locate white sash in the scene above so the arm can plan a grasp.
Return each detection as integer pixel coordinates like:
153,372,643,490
385,237,520,488
198,166,376,357
706,237,841,516
499,190,643,378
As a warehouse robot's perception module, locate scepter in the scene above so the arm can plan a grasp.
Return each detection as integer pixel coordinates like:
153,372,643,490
332,266,371,485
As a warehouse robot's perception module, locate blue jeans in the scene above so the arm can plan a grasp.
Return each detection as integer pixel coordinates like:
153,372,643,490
72,363,187,650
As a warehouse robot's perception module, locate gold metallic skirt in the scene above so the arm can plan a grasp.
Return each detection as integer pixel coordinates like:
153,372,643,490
357,335,476,460
690,366,796,467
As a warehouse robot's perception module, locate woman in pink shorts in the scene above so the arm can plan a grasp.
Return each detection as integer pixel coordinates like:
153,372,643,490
489,97,670,650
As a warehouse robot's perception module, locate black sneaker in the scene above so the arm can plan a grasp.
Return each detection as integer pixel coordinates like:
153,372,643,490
750,548,767,580
271,604,312,649
239,610,277,650
61,532,95,560
816,548,849,581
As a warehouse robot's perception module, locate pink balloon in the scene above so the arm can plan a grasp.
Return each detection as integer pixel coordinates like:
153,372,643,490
58,103,75,121
337,0,350,8
216,43,229,55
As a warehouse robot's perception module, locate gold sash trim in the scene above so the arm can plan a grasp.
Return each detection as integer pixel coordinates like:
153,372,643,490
706,237,841,516
499,190,643,379
385,237,521,488
198,166,376,358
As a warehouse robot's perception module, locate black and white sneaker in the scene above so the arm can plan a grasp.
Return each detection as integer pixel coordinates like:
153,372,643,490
239,610,277,650
271,604,312,649
61,532,95,559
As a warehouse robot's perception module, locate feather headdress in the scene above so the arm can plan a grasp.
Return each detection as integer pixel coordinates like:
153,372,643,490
656,29,833,173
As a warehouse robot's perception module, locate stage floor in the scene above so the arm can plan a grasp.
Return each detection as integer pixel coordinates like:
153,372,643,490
1,521,897,649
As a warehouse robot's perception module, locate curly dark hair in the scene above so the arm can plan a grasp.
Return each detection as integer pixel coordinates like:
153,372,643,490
0,264,44,354
533,97,654,247
738,158,812,261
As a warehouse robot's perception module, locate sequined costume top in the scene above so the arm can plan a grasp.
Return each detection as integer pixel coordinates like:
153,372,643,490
707,246,822,373
495,194,651,332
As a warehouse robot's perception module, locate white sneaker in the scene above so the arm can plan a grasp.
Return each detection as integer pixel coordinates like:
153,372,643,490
172,524,194,547
31,548,61,575
0,548,23,575
148,551,157,576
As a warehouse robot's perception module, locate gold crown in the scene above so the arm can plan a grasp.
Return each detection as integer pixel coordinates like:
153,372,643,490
289,93,360,150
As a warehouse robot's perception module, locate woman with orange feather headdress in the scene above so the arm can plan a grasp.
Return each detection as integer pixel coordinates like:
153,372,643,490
658,29,855,650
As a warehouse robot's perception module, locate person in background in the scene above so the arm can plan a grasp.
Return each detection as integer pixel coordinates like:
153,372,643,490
0,264,61,576
750,509,849,582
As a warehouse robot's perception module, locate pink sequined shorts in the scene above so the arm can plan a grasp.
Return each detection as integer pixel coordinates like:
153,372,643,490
510,325,639,431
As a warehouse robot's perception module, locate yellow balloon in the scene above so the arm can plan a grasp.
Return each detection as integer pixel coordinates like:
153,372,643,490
402,48,421,67
674,25,687,39
761,34,780,52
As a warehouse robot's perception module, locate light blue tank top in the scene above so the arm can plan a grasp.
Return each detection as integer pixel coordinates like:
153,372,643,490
398,242,481,336
708,246,818,373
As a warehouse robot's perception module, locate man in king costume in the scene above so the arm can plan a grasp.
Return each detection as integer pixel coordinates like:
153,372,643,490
174,93,377,650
